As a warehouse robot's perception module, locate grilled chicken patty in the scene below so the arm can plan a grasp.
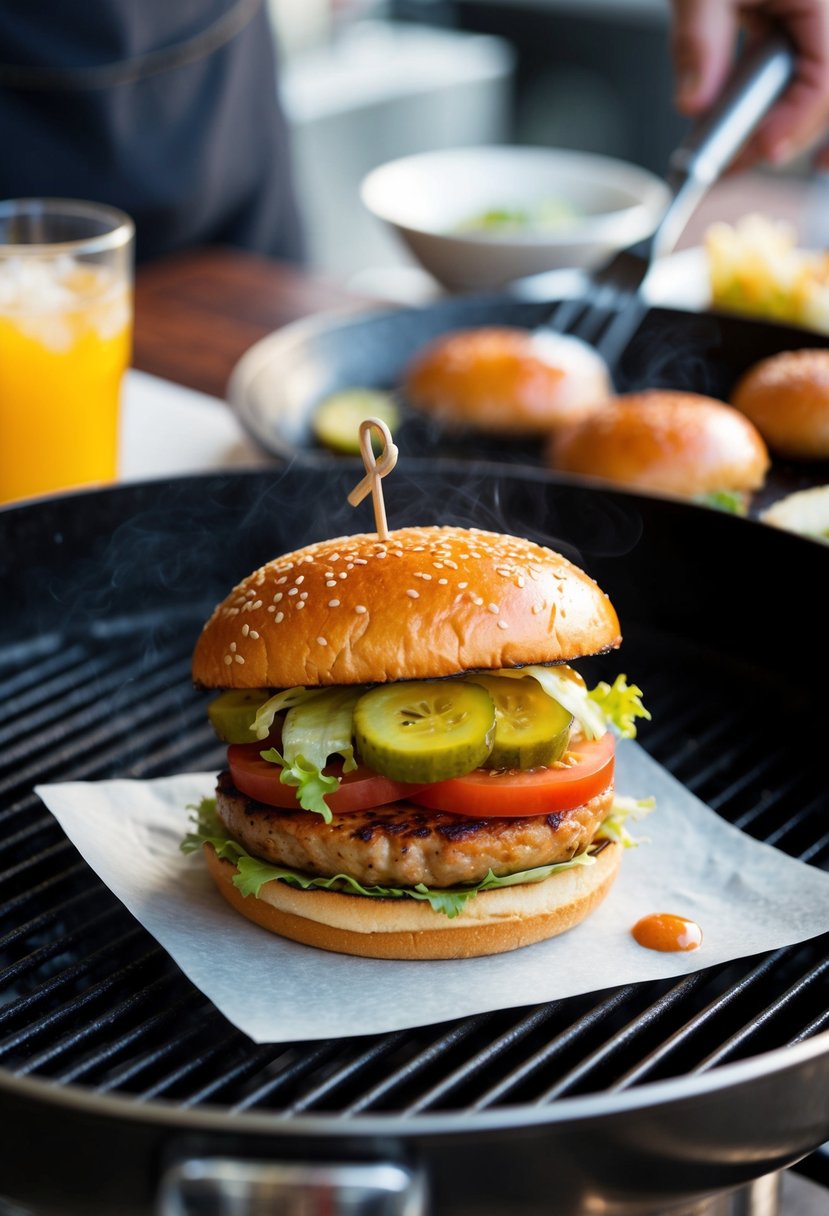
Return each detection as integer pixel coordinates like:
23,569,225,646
216,770,614,888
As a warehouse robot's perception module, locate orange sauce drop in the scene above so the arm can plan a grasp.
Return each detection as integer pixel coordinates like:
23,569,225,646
632,913,702,953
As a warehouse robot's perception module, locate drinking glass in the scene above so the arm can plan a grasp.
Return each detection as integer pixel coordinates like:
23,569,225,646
0,198,134,505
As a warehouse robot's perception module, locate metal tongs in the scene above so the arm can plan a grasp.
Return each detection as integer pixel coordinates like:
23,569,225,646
545,35,795,369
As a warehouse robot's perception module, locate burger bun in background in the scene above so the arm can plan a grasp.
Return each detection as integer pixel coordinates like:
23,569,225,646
546,389,770,504
730,348,829,459
403,326,611,436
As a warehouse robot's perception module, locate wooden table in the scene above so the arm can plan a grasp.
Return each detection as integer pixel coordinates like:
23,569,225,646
133,249,367,401
133,171,821,401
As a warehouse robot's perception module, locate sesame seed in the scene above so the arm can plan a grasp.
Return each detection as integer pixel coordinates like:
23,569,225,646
517,576,525,588
438,578,448,585
273,592,283,602
444,559,458,569
295,575,305,585
275,612,284,623
531,604,542,615
339,572,348,580
267,605,276,613
288,587,298,596
276,576,287,585
472,595,484,606
234,653,245,663
497,620,509,631
242,623,250,636
326,580,337,588
296,601,305,610
488,603,500,614
324,572,334,578
223,655,233,666
328,599,340,607
458,581,468,590
229,642,237,653
317,636,328,646
433,562,444,569
249,630,259,640
300,591,308,600
355,604,367,614
353,558,367,565
406,589,419,599
252,600,262,610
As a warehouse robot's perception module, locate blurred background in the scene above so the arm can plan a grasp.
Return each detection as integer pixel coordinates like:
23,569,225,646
268,0,693,289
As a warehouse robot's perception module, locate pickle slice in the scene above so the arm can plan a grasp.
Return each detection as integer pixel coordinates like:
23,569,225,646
353,680,495,783
208,689,271,743
312,388,399,455
468,675,573,769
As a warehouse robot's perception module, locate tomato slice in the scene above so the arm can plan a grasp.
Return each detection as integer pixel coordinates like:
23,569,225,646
226,741,426,814
411,733,615,817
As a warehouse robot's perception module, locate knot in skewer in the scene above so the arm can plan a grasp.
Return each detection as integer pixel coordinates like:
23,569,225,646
347,417,399,541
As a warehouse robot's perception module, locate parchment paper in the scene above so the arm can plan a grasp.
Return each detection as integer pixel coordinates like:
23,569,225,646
36,743,829,1043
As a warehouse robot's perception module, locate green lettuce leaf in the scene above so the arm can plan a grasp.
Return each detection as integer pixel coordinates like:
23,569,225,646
258,748,338,823
182,798,600,919
587,674,651,739
281,687,361,774
697,489,747,516
258,688,365,823
598,793,656,848
251,686,323,741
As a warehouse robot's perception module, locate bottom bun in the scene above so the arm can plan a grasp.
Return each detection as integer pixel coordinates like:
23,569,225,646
203,840,622,960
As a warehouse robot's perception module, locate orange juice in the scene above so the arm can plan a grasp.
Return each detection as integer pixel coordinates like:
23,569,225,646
0,258,132,505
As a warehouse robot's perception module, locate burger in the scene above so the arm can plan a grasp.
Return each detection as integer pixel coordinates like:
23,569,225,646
185,525,650,959
403,327,612,436
547,389,770,509
730,348,829,460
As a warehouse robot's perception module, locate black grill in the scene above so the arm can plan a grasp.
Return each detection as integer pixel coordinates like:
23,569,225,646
1,469,827,1133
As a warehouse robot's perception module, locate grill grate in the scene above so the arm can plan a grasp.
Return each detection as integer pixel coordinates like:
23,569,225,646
1,608,826,1118
1,610,827,1118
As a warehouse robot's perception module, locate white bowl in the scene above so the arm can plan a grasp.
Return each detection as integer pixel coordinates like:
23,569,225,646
361,145,671,292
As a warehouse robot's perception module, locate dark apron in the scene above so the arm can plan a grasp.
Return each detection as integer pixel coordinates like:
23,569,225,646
0,0,304,263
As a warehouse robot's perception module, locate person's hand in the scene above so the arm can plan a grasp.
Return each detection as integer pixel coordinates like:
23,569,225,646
670,0,829,169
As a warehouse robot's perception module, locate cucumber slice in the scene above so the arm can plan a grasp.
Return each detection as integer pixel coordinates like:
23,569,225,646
353,680,495,783
208,689,271,743
468,675,573,769
312,389,399,455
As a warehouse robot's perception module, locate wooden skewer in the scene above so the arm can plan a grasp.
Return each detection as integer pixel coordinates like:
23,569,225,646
347,417,399,540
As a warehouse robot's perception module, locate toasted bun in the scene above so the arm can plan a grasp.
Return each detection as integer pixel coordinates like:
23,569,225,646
403,327,611,435
547,389,770,498
203,840,622,959
192,525,621,689
730,348,829,459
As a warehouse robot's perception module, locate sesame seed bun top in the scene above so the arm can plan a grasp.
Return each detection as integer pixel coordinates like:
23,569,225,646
192,525,621,689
